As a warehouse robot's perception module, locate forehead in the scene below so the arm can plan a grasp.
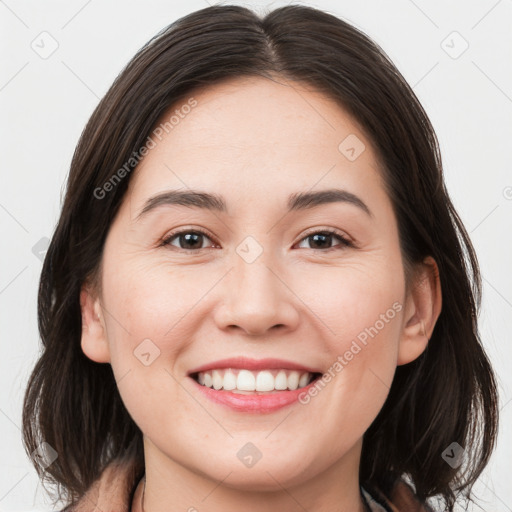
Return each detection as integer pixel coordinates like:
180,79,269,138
127,75,384,208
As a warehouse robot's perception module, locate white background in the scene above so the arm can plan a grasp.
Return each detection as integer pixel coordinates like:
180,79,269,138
1,1,511,510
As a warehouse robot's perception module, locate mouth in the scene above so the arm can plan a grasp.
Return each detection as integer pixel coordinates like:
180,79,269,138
190,368,323,394
186,357,324,412
189,369,323,413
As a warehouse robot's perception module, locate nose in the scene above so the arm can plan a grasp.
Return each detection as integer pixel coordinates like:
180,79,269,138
213,251,300,336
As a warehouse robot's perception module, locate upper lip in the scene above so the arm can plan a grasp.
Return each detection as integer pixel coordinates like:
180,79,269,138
187,356,322,375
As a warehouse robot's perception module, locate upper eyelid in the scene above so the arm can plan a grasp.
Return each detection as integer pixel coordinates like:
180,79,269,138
299,226,352,241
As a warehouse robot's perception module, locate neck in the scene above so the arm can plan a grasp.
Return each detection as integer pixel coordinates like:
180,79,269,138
132,437,366,512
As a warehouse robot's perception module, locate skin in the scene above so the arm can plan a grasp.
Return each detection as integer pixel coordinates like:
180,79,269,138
80,75,442,512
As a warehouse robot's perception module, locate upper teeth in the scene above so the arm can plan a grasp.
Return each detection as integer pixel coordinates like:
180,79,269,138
196,369,314,392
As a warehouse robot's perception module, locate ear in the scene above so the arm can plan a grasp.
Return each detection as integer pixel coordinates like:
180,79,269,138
398,256,442,365
80,283,111,363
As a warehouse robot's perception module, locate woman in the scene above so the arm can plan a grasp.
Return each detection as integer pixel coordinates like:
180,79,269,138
22,4,498,511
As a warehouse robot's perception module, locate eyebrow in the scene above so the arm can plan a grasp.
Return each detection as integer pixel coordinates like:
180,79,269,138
135,188,372,220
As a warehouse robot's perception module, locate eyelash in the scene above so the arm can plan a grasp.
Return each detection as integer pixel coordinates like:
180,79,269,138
160,227,355,252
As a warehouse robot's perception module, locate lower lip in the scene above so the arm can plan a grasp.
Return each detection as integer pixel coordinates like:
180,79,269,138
189,375,321,413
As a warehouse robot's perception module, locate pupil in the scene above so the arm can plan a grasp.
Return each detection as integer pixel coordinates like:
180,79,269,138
181,233,202,249
311,233,330,249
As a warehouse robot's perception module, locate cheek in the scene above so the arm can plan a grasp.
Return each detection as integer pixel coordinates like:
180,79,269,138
292,259,404,343
98,260,203,433
294,262,403,409
101,258,211,351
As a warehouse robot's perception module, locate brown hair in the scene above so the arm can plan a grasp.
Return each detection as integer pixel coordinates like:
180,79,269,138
22,4,498,510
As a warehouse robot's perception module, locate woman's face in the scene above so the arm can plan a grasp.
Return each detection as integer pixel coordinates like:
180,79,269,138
81,75,435,492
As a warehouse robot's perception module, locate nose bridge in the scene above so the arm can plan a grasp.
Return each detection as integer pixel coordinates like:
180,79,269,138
215,236,299,335
234,246,278,302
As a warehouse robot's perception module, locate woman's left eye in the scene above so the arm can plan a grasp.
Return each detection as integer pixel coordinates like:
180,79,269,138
295,230,353,250
161,229,353,252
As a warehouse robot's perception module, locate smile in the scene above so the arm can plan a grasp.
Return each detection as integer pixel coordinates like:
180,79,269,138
191,368,320,393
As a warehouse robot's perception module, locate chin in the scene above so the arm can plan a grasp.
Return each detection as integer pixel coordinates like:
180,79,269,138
193,453,317,492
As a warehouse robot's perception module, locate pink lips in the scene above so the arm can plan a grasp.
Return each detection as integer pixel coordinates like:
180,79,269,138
191,379,320,413
188,356,322,413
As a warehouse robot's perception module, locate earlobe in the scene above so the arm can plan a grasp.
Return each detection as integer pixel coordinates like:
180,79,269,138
397,256,442,366
80,285,111,363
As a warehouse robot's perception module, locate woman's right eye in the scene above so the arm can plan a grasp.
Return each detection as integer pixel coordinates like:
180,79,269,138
162,229,216,251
